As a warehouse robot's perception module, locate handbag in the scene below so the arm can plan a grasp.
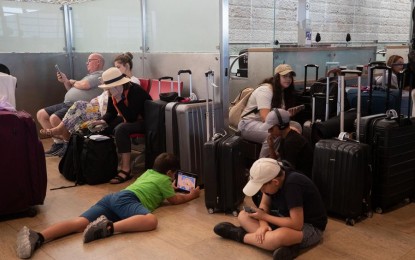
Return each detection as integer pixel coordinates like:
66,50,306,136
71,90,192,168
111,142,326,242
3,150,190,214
159,92,185,102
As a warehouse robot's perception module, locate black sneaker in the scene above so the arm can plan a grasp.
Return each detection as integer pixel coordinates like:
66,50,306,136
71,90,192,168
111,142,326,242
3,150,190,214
45,142,64,157
213,222,246,243
16,226,42,259
83,215,114,243
273,245,300,260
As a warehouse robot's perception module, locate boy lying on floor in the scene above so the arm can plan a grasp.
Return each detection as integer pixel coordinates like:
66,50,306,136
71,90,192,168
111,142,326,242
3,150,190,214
16,152,200,259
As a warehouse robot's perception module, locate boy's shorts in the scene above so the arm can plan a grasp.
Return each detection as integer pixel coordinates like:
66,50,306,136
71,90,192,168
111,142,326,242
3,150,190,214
80,190,150,222
270,218,323,249
299,223,323,249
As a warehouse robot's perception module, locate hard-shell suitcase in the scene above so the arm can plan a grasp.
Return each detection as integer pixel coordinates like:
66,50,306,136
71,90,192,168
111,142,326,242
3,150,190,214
347,64,400,116
144,76,179,169
297,64,319,122
165,70,220,184
204,133,246,216
303,71,340,145
203,71,246,215
312,70,372,225
145,99,168,169
0,110,47,217
359,70,415,213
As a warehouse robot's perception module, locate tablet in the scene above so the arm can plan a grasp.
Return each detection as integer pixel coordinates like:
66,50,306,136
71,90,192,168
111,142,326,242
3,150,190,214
175,170,197,193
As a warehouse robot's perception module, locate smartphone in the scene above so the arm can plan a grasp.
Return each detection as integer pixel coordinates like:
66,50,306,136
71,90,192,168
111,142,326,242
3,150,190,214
288,104,305,116
55,64,61,74
243,206,256,213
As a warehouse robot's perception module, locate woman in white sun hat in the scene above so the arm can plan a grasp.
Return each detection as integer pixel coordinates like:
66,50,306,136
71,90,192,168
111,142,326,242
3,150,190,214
91,67,152,184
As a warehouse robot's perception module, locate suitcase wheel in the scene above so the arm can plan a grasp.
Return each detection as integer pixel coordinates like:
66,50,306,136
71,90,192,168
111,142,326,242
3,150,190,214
366,211,373,218
26,208,37,218
232,210,238,217
208,208,214,214
375,207,383,214
345,218,355,226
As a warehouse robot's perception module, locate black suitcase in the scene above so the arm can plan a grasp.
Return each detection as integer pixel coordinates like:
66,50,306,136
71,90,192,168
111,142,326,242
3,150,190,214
359,70,415,213
312,70,372,226
360,115,415,213
297,64,319,122
312,139,372,225
144,99,168,169
203,71,246,215
303,71,340,145
204,133,246,216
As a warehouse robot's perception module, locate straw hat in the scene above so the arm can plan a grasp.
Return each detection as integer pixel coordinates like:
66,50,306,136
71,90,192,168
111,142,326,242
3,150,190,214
98,67,130,90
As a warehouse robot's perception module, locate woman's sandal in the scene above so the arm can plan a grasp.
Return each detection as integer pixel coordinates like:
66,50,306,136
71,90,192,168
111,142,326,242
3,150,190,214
40,128,54,138
109,170,132,184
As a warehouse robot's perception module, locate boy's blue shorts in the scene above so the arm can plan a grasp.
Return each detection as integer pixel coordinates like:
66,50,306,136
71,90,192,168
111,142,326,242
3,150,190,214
80,190,150,222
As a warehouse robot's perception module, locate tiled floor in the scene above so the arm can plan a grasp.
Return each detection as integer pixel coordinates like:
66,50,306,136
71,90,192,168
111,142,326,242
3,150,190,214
1,139,415,259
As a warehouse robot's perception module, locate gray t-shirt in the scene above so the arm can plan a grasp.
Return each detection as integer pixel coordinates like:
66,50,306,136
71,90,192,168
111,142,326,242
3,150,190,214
64,70,103,103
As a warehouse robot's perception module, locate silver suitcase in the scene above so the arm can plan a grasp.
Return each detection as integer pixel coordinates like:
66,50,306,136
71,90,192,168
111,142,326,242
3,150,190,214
165,101,221,184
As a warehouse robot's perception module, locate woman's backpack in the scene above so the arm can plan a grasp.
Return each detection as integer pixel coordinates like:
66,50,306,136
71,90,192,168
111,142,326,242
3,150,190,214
229,87,255,129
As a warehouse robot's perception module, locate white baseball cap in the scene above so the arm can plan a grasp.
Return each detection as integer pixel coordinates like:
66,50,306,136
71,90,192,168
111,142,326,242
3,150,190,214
243,158,282,197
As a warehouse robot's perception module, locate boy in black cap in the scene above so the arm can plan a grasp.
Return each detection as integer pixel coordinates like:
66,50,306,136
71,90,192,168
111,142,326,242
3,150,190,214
213,158,327,260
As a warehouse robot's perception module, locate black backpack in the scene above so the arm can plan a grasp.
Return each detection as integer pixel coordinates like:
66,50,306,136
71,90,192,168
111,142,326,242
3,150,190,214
57,133,118,187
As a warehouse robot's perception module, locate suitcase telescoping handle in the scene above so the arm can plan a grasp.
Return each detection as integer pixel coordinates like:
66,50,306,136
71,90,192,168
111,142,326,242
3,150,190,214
367,61,386,87
304,64,319,93
339,69,362,141
158,76,174,93
178,69,192,98
205,70,214,141
397,68,411,120
368,65,392,115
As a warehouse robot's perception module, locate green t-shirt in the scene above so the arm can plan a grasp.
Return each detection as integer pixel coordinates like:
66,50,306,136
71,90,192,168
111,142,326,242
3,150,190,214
124,169,175,212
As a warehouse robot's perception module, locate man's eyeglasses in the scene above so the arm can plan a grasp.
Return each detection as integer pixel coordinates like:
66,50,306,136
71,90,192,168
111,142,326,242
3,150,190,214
86,59,99,63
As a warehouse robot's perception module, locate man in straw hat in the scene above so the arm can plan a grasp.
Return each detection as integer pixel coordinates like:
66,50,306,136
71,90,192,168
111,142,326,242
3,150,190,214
214,158,327,260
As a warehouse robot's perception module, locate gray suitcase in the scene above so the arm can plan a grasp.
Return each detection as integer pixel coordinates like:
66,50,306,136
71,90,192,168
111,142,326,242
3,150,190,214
165,101,221,185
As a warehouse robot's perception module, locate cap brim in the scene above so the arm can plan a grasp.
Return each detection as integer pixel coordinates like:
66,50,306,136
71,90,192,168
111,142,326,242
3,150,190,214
243,181,263,197
98,77,131,90
279,70,296,76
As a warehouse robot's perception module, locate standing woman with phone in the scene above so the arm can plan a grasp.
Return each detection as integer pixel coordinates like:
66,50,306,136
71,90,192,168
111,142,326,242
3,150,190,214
238,64,303,144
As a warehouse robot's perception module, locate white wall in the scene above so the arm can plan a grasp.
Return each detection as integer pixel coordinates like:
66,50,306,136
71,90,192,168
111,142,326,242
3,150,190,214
229,0,412,48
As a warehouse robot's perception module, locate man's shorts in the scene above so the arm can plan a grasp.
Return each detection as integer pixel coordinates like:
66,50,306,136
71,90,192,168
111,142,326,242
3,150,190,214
44,102,73,120
80,190,150,222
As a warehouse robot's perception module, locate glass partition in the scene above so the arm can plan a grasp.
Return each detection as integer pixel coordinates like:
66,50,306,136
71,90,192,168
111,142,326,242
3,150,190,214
70,0,142,53
145,0,220,53
0,0,65,52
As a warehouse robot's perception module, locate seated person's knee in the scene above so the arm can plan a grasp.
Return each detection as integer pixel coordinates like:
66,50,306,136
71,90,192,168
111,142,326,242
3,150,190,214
36,109,48,121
